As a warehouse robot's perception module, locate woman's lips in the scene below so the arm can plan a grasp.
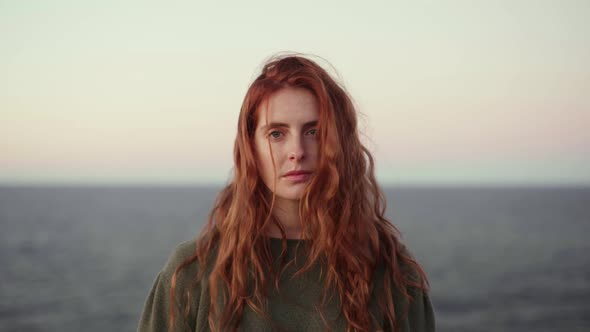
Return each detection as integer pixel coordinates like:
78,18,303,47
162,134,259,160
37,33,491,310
283,172,312,183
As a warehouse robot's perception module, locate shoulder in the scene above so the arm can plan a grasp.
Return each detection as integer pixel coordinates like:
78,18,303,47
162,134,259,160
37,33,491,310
372,243,436,330
405,285,436,332
160,238,201,284
374,243,424,283
394,245,436,331
164,239,199,270
137,238,204,332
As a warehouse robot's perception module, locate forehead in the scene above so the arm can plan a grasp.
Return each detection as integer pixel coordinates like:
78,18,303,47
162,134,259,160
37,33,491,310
256,87,319,128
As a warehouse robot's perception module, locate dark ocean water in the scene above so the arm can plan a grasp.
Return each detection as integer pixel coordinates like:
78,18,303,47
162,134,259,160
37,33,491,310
0,185,589,332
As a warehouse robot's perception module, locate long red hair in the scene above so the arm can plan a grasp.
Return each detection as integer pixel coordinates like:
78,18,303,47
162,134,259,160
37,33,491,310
170,53,430,332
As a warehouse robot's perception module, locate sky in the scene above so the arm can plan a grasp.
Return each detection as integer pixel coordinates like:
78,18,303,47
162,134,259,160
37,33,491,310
1,0,589,186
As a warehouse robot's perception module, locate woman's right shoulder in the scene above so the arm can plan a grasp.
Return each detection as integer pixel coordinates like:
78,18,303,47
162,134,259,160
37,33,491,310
138,238,210,332
161,237,219,281
166,238,198,265
161,238,201,282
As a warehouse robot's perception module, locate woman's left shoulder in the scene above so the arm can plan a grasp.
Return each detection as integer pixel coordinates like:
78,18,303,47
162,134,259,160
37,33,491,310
398,245,436,332
373,244,437,332
405,283,436,332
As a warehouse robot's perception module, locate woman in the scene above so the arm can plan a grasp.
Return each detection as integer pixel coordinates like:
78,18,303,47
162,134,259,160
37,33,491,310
138,54,435,332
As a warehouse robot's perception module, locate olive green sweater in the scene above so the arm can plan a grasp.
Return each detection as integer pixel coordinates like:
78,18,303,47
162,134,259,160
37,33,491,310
137,238,436,331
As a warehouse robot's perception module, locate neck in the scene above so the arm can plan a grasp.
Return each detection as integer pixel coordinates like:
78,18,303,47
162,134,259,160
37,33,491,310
265,197,302,239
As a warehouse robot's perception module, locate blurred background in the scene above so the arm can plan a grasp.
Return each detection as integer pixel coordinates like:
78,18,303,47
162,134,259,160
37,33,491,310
1,1,589,331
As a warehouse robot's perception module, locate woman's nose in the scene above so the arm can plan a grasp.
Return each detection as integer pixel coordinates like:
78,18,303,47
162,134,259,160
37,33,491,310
288,137,305,161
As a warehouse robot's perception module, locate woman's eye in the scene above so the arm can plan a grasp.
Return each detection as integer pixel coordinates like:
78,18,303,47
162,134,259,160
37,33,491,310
307,128,317,136
269,131,282,139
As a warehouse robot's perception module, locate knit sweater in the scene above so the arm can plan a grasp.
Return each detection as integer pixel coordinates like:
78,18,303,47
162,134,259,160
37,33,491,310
137,237,436,332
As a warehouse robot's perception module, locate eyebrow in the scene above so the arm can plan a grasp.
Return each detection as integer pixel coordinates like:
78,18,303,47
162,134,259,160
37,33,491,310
260,120,318,132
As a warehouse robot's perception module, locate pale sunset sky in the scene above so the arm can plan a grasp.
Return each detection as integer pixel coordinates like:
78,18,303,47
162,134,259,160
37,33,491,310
1,1,589,185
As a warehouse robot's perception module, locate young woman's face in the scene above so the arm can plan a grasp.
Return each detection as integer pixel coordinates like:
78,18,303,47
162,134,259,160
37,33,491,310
254,87,320,201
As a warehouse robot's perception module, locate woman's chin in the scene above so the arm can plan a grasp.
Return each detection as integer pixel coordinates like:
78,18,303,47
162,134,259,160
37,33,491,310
274,188,306,201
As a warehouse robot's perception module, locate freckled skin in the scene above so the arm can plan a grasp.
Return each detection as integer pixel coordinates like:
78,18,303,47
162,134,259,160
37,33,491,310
254,87,320,201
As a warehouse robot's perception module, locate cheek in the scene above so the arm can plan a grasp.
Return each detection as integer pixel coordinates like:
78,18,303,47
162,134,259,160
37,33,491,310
307,141,320,160
259,154,274,173
254,140,274,176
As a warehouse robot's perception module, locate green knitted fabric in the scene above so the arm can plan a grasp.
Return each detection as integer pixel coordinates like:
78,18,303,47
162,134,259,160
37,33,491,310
137,238,436,332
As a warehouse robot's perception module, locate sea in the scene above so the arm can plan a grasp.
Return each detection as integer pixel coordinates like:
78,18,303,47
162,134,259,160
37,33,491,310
0,185,588,332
